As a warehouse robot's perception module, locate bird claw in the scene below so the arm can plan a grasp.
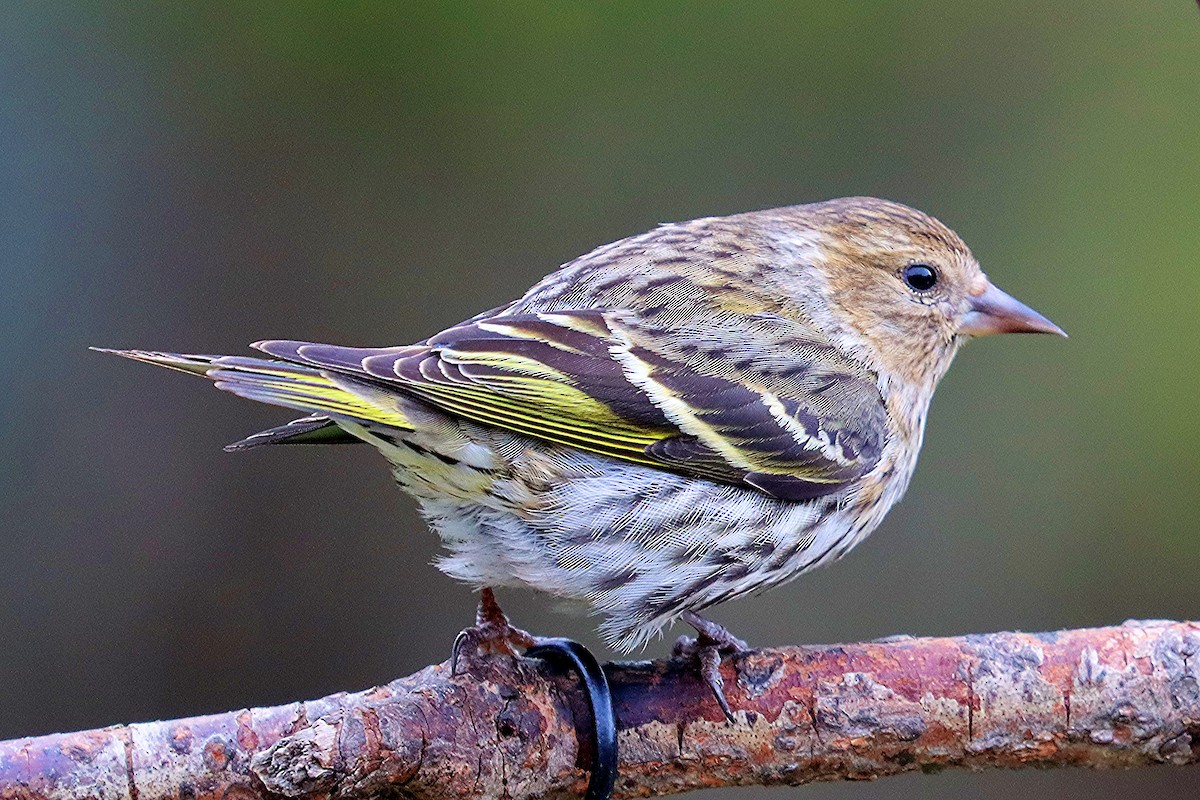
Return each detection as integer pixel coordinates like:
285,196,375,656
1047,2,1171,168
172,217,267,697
450,587,537,675
449,589,618,800
672,612,748,723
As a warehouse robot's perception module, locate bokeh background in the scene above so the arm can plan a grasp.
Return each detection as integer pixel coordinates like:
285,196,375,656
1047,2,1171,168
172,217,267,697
3,2,1199,797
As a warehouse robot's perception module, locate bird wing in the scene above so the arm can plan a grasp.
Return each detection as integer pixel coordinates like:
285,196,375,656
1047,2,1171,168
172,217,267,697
255,309,888,502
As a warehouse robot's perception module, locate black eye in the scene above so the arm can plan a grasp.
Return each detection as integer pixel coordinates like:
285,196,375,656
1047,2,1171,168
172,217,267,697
902,264,938,292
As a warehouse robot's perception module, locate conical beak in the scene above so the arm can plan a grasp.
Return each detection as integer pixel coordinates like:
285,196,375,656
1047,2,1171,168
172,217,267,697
960,282,1067,337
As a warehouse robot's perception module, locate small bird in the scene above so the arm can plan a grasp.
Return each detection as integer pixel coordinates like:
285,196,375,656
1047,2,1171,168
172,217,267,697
99,197,1063,718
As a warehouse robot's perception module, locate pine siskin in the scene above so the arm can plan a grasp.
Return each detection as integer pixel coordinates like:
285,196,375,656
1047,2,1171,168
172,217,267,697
99,197,1063,717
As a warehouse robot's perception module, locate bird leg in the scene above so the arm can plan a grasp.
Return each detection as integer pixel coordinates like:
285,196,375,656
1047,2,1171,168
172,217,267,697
451,587,537,674
672,612,749,723
450,589,620,800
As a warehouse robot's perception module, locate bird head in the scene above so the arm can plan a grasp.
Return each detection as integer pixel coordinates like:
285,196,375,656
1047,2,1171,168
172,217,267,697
772,197,1065,394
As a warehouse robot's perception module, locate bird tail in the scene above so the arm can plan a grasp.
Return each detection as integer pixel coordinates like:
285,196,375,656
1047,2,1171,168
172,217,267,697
93,349,413,446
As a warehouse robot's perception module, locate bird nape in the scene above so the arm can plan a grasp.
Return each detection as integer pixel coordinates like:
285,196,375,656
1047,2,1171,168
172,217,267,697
98,196,1065,724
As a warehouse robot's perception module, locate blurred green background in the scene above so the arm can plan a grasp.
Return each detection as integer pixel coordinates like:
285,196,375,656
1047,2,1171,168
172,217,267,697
2,2,1198,797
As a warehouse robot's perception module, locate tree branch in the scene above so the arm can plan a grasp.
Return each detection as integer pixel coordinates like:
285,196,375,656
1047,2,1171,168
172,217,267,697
2,619,1198,799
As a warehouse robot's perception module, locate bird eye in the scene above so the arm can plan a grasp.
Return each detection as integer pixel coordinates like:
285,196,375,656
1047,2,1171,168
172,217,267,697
901,264,939,293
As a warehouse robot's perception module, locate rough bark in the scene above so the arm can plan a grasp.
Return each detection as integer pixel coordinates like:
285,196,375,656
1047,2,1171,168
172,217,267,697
2,619,1198,800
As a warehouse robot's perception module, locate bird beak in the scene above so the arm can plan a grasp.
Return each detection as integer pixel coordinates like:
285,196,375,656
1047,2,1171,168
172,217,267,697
960,282,1067,337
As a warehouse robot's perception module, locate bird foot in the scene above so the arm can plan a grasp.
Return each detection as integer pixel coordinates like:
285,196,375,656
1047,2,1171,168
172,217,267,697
451,587,538,674
449,589,618,800
672,612,748,723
